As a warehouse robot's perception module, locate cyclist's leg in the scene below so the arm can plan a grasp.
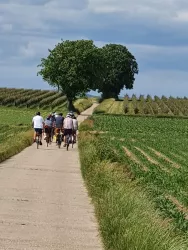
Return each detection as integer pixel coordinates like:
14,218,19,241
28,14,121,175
49,128,52,142
71,129,73,143
63,129,67,146
61,128,64,142
33,129,37,142
73,130,76,142
74,130,76,142
39,129,43,145
55,128,59,143
51,127,54,141
45,127,49,141
67,129,73,143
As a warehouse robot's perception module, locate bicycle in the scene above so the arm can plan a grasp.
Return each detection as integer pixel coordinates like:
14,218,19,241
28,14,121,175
45,133,50,147
72,130,77,143
56,129,63,149
65,133,74,151
51,127,55,142
44,127,52,147
36,132,40,149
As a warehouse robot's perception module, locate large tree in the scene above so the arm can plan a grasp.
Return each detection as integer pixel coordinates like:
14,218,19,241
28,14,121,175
96,44,138,99
37,39,103,110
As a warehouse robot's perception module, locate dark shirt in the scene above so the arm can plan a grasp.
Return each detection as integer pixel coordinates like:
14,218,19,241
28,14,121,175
55,116,64,128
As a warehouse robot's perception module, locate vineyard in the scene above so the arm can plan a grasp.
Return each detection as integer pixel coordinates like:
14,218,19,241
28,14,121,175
0,87,94,162
80,114,188,234
94,95,188,116
0,87,67,109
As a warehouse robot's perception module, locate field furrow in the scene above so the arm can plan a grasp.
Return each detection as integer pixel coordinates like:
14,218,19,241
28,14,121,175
82,114,188,233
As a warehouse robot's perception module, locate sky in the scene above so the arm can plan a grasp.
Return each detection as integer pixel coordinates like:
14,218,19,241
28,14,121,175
0,0,188,97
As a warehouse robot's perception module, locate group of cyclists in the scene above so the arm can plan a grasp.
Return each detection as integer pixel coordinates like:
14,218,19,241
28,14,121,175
32,111,78,147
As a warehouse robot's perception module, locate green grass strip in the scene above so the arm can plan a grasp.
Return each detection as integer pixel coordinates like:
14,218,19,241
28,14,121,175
78,131,188,250
0,130,33,163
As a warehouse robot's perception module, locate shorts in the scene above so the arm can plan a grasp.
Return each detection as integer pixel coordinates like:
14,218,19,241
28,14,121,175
34,128,43,134
64,129,73,136
44,127,52,134
72,130,77,135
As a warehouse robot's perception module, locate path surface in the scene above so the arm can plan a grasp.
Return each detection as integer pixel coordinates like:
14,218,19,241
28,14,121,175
77,102,98,124
0,103,102,250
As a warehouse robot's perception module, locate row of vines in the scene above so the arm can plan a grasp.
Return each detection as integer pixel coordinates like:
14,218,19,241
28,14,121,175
124,94,188,116
0,88,67,109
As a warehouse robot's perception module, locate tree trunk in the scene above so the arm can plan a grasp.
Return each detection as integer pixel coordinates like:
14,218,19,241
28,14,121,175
102,91,118,100
67,99,74,111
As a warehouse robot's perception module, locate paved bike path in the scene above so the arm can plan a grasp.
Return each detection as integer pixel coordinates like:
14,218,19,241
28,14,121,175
0,103,102,249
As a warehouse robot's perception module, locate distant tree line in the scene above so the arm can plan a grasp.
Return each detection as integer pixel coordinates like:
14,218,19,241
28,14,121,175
37,39,138,110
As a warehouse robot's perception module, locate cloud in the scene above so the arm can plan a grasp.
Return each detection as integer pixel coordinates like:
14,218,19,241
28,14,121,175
88,0,188,21
124,69,188,98
0,0,188,97
0,23,12,31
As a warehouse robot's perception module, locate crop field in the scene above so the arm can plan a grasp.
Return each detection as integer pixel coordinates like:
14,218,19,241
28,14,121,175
83,114,188,233
0,107,44,125
94,95,188,116
0,87,93,162
0,107,42,151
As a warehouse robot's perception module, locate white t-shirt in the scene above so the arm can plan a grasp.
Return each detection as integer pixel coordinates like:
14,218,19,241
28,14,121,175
63,117,73,129
32,115,44,129
73,119,78,130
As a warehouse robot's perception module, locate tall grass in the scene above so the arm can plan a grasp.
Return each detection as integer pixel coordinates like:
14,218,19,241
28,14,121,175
93,98,115,114
74,98,93,113
0,130,33,163
78,131,188,250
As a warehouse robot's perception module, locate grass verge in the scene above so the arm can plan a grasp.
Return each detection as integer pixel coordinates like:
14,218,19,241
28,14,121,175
93,98,115,114
78,130,188,250
0,130,33,163
74,98,93,113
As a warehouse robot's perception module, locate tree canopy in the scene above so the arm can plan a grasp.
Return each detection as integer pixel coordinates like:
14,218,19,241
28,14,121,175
95,44,138,99
37,39,138,109
37,39,103,110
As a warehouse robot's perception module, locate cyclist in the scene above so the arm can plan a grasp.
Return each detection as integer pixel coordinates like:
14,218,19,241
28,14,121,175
44,115,53,141
54,113,64,143
63,113,73,147
32,111,44,145
72,115,78,143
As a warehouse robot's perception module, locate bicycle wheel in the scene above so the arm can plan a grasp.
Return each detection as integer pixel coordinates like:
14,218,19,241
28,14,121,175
51,129,54,142
72,135,74,148
66,135,69,151
46,135,49,147
57,134,61,148
36,136,39,149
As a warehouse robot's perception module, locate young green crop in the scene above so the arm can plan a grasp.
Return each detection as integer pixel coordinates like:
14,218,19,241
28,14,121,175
85,114,188,233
